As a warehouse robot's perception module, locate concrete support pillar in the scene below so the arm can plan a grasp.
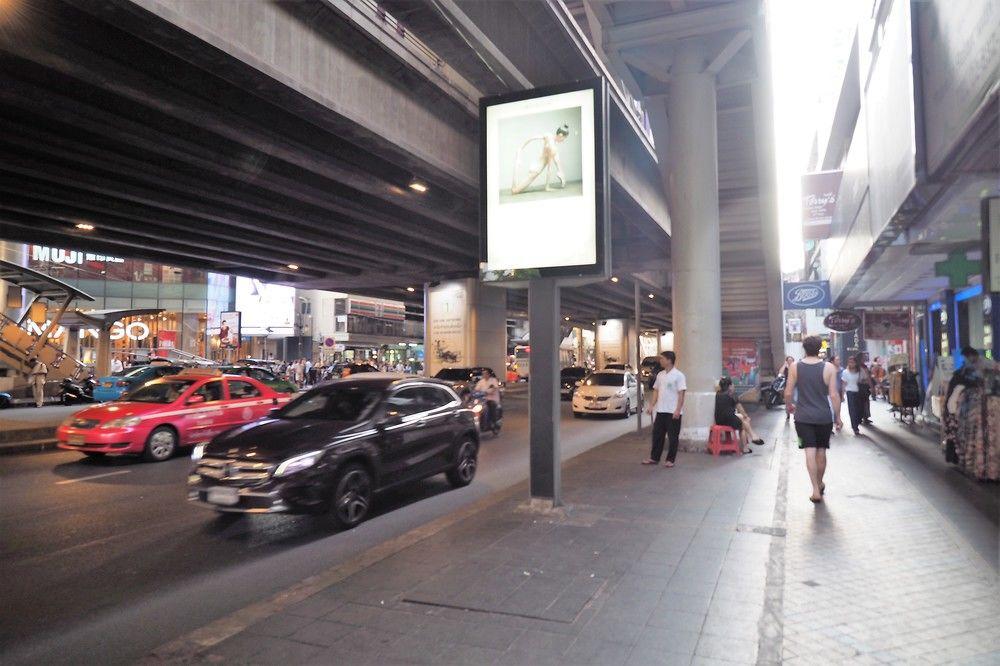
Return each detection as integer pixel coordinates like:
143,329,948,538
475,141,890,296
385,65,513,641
666,39,722,442
595,318,627,370
424,279,507,378
64,327,81,364
95,329,112,378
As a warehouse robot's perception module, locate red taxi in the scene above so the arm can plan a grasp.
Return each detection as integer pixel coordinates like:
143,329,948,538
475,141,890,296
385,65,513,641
57,369,293,462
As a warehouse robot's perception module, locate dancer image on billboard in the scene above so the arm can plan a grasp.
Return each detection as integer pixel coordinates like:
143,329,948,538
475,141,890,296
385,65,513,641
498,105,583,205
511,124,569,194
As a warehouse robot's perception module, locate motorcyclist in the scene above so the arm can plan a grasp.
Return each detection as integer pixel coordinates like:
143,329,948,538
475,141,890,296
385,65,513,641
473,368,501,431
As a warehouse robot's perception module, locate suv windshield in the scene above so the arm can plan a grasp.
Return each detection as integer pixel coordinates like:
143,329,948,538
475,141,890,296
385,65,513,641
435,369,474,381
561,367,588,378
120,366,151,379
127,379,197,403
279,386,381,421
583,373,625,387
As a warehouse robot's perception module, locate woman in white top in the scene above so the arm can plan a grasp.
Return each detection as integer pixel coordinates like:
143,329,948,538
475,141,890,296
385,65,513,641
841,357,863,435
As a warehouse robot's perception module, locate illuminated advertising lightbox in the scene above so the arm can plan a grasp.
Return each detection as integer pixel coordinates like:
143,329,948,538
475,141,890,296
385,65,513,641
219,311,241,349
234,278,295,335
480,79,608,283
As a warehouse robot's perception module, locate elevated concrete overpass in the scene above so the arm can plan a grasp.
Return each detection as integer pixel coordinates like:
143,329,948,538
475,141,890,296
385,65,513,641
0,0,676,329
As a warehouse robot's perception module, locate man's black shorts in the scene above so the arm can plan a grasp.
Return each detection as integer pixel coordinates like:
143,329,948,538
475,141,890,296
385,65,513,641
795,421,833,449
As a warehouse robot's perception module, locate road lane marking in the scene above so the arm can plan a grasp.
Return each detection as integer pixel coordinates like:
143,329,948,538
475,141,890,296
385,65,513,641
55,470,131,485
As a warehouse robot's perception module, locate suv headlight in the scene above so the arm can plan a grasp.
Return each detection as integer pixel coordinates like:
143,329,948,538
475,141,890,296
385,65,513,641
274,450,323,477
100,416,141,429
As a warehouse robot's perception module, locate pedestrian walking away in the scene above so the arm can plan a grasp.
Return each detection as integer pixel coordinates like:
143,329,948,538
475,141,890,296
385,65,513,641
785,335,842,503
643,351,686,467
28,358,49,407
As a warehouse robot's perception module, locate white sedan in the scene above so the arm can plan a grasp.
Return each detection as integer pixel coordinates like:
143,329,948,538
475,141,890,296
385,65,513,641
572,370,638,418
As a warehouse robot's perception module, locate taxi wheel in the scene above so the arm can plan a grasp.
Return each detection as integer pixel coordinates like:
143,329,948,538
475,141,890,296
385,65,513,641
143,426,177,462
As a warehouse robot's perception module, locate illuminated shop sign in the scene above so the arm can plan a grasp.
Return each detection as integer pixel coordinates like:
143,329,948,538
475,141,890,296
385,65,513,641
30,245,125,265
25,319,151,341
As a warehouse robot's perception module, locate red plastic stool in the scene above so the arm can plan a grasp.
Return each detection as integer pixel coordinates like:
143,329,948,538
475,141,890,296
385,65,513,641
708,425,741,456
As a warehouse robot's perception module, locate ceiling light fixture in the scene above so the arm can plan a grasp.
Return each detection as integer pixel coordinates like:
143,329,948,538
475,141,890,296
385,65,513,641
648,293,655,299
610,276,619,282
406,286,416,292
287,264,299,270
75,222,94,231
408,178,428,193
564,316,570,321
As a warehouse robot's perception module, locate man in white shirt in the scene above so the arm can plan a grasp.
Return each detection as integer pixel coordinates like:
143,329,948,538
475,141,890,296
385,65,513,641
28,358,49,408
643,351,687,467
110,355,125,374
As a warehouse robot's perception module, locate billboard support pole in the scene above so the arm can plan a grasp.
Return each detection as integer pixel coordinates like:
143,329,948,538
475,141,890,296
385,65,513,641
528,277,561,508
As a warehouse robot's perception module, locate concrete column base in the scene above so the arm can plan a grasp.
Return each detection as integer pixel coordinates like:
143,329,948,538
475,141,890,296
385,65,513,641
515,498,568,519
678,391,715,449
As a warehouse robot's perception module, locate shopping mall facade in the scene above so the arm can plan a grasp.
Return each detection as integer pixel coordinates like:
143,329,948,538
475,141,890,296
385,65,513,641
798,0,999,381
0,242,420,367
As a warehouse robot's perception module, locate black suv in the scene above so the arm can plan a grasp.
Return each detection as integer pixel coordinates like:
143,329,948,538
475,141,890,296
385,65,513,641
188,375,479,528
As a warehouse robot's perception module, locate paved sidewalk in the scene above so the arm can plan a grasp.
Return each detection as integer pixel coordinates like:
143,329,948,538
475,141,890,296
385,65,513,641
0,404,79,453
150,408,999,665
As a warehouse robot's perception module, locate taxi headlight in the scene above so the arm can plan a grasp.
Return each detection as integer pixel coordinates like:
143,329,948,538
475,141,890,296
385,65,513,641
191,444,206,462
61,417,76,428
274,450,323,477
100,416,141,429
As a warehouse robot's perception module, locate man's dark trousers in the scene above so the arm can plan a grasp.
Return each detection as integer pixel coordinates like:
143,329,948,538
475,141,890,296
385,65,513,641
650,412,682,462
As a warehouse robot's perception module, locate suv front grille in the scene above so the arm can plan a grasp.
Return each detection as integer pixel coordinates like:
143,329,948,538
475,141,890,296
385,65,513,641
197,457,273,483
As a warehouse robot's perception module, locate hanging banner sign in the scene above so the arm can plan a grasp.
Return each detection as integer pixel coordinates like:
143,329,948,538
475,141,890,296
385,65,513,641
863,311,910,339
783,280,832,310
801,171,842,240
824,310,862,332
219,311,241,349
985,197,1000,293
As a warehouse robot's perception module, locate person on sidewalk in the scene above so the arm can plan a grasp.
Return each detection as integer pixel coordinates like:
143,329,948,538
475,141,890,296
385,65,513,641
643,351,686,468
110,354,124,374
856,356,873,425
841,356,863,435
785,335,842,503
714,377,765,453
27,358,49,407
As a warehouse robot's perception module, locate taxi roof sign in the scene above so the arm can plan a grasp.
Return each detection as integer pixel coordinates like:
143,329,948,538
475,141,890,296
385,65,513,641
177,367,224,377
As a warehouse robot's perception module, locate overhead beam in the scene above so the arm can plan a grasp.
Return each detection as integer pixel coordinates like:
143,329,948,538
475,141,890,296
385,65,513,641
427,0,532,89
707,30,752,75
620,50,672,85
320,0,482,114
605,1,757,51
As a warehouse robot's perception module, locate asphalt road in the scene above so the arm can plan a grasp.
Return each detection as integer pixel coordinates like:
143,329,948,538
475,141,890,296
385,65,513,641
0,399,642,665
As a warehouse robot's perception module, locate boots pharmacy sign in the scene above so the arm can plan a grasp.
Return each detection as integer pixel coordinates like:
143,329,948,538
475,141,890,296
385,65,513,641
801,171,842,240
782,280,832,310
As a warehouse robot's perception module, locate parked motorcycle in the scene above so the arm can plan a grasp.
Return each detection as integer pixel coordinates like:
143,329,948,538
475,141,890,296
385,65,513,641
466,390,503,437
60,376,98,405
760,374,786,410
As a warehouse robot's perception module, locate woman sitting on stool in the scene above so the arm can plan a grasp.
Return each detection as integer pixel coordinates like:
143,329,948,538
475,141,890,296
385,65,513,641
715,377,765,453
